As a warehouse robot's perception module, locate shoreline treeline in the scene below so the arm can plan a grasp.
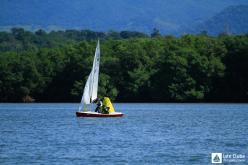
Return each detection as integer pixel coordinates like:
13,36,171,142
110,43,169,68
0,28,247,102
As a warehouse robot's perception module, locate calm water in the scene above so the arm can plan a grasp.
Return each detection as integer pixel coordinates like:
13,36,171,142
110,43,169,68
0,103,248,165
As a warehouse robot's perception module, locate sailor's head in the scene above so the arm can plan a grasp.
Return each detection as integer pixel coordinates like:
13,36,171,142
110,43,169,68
93,98,99,103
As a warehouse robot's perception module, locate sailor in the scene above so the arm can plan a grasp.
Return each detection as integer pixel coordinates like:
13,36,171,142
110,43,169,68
94,98,103,113
102,105,110,114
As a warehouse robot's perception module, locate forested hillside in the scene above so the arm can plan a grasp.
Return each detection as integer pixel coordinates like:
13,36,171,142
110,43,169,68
0,28,248,102
1,0,248,34
193,5,248,35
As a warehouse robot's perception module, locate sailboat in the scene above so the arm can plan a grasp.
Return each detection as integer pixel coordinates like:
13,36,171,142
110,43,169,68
76,40,124,118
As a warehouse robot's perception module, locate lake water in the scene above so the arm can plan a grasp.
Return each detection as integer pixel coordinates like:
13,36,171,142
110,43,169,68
0,103,248,165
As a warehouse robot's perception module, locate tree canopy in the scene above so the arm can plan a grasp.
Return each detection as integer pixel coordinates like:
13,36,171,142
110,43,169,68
0,28,248,102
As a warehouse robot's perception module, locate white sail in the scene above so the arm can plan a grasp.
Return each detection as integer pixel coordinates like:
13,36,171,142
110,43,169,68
79,40,100,111
91,40,100,101
81,71,93,105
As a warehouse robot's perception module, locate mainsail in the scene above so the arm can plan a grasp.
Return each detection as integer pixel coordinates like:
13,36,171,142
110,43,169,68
79,40,100,111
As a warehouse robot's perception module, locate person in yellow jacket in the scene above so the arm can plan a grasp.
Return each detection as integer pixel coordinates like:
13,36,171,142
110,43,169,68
102,97,115,113
93,97,115,114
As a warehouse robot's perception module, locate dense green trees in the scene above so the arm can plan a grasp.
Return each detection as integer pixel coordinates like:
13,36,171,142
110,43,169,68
0,28,247,102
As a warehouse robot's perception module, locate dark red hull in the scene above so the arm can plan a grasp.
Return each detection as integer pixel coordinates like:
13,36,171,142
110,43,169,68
76,111,124,118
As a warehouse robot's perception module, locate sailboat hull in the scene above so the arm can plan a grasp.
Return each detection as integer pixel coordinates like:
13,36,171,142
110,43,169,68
76,111,124,118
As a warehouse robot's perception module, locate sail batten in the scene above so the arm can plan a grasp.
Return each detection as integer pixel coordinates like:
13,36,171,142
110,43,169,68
79,40,100,111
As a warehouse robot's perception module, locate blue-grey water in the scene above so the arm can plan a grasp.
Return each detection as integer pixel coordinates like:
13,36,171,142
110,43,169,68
0,103,248,165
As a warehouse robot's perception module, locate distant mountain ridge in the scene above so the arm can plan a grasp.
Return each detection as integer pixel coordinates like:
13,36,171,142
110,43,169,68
192,5,248,35
1,0,248,35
